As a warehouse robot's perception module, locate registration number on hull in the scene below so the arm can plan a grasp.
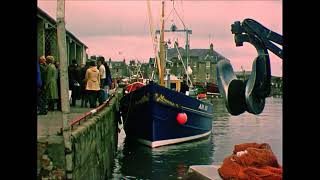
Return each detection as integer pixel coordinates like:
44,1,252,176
198,104,208,111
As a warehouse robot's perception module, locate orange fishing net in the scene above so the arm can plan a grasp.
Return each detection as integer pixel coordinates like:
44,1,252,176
218,143,282,180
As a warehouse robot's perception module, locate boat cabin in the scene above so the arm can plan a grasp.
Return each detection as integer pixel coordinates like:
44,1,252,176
164,74,181,92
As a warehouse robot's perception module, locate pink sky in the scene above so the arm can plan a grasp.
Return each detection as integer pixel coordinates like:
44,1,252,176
38,0,282,76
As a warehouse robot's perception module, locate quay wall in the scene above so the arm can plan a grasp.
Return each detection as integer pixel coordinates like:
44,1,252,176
38,136,66,179
70,90,122,180
37,89,123,180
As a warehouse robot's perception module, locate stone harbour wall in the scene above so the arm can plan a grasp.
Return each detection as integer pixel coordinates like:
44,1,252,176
70,91,121,180
37,89,122,180
37,136,66,180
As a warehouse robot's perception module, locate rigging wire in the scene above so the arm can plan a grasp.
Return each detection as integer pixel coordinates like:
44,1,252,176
164,7,174,23
147,0,190,82
146,0,160,81
164,0,187,30
173,6,186,30
181,0,184,23
174,42,193,87
146,0,157,51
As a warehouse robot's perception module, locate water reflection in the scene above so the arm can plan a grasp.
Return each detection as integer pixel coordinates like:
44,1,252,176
112,134,214,180
211,97,282,164
151,135,214,179
111,97,282,179
113,138,152,179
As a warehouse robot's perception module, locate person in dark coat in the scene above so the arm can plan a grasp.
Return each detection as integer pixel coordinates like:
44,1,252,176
37,58,42,114
38,56,48,115
37,59,42,91
180,74,189,94
97,59,107,105
80,61,90,107
104,63,112,89
54,60,61,111
101,60,112,100
68,59,81,106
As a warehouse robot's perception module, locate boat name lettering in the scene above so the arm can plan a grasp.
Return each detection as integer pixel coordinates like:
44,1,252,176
135,95,149,105
154,93,178,107
198,104,208,111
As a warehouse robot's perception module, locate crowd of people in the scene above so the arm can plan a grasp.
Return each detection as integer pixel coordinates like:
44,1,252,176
37,55,112,115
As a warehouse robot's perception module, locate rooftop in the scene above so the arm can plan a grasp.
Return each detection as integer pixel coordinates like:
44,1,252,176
166,46,229,63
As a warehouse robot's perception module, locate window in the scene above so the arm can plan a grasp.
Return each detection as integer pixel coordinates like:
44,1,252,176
206,61,210,69
206,73,210,80
170,83,176,90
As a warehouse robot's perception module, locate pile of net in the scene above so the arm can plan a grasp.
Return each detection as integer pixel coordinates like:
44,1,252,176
218,143,282,180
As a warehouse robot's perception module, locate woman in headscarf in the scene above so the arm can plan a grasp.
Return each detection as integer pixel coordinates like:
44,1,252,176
45,56,59,111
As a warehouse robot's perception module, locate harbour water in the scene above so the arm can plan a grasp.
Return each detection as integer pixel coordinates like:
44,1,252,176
110,97,282,179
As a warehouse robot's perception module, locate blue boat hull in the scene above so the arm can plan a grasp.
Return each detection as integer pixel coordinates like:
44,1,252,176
120,82,214,147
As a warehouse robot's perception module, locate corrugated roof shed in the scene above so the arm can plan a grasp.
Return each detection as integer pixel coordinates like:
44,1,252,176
37,7,88,48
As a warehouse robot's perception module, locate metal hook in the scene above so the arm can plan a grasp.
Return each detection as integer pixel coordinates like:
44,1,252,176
217,19,282,115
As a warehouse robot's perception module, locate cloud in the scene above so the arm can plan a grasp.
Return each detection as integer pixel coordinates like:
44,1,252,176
38,0,282,76
80,35,155,61
39,1,153,37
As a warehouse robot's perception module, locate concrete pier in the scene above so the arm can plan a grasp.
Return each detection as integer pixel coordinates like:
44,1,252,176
37,89,123,180
185,165,222,180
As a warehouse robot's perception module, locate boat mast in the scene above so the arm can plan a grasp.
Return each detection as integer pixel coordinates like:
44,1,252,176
185,29,190,86
159,0,165,86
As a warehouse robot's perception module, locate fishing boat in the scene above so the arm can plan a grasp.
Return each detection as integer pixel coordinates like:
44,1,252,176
120,0,214,148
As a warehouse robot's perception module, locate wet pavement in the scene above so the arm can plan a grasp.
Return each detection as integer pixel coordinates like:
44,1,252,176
37,100,93,140
37,89,117,141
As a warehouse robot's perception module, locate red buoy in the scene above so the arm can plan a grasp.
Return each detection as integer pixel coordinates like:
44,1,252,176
176,113,187,124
